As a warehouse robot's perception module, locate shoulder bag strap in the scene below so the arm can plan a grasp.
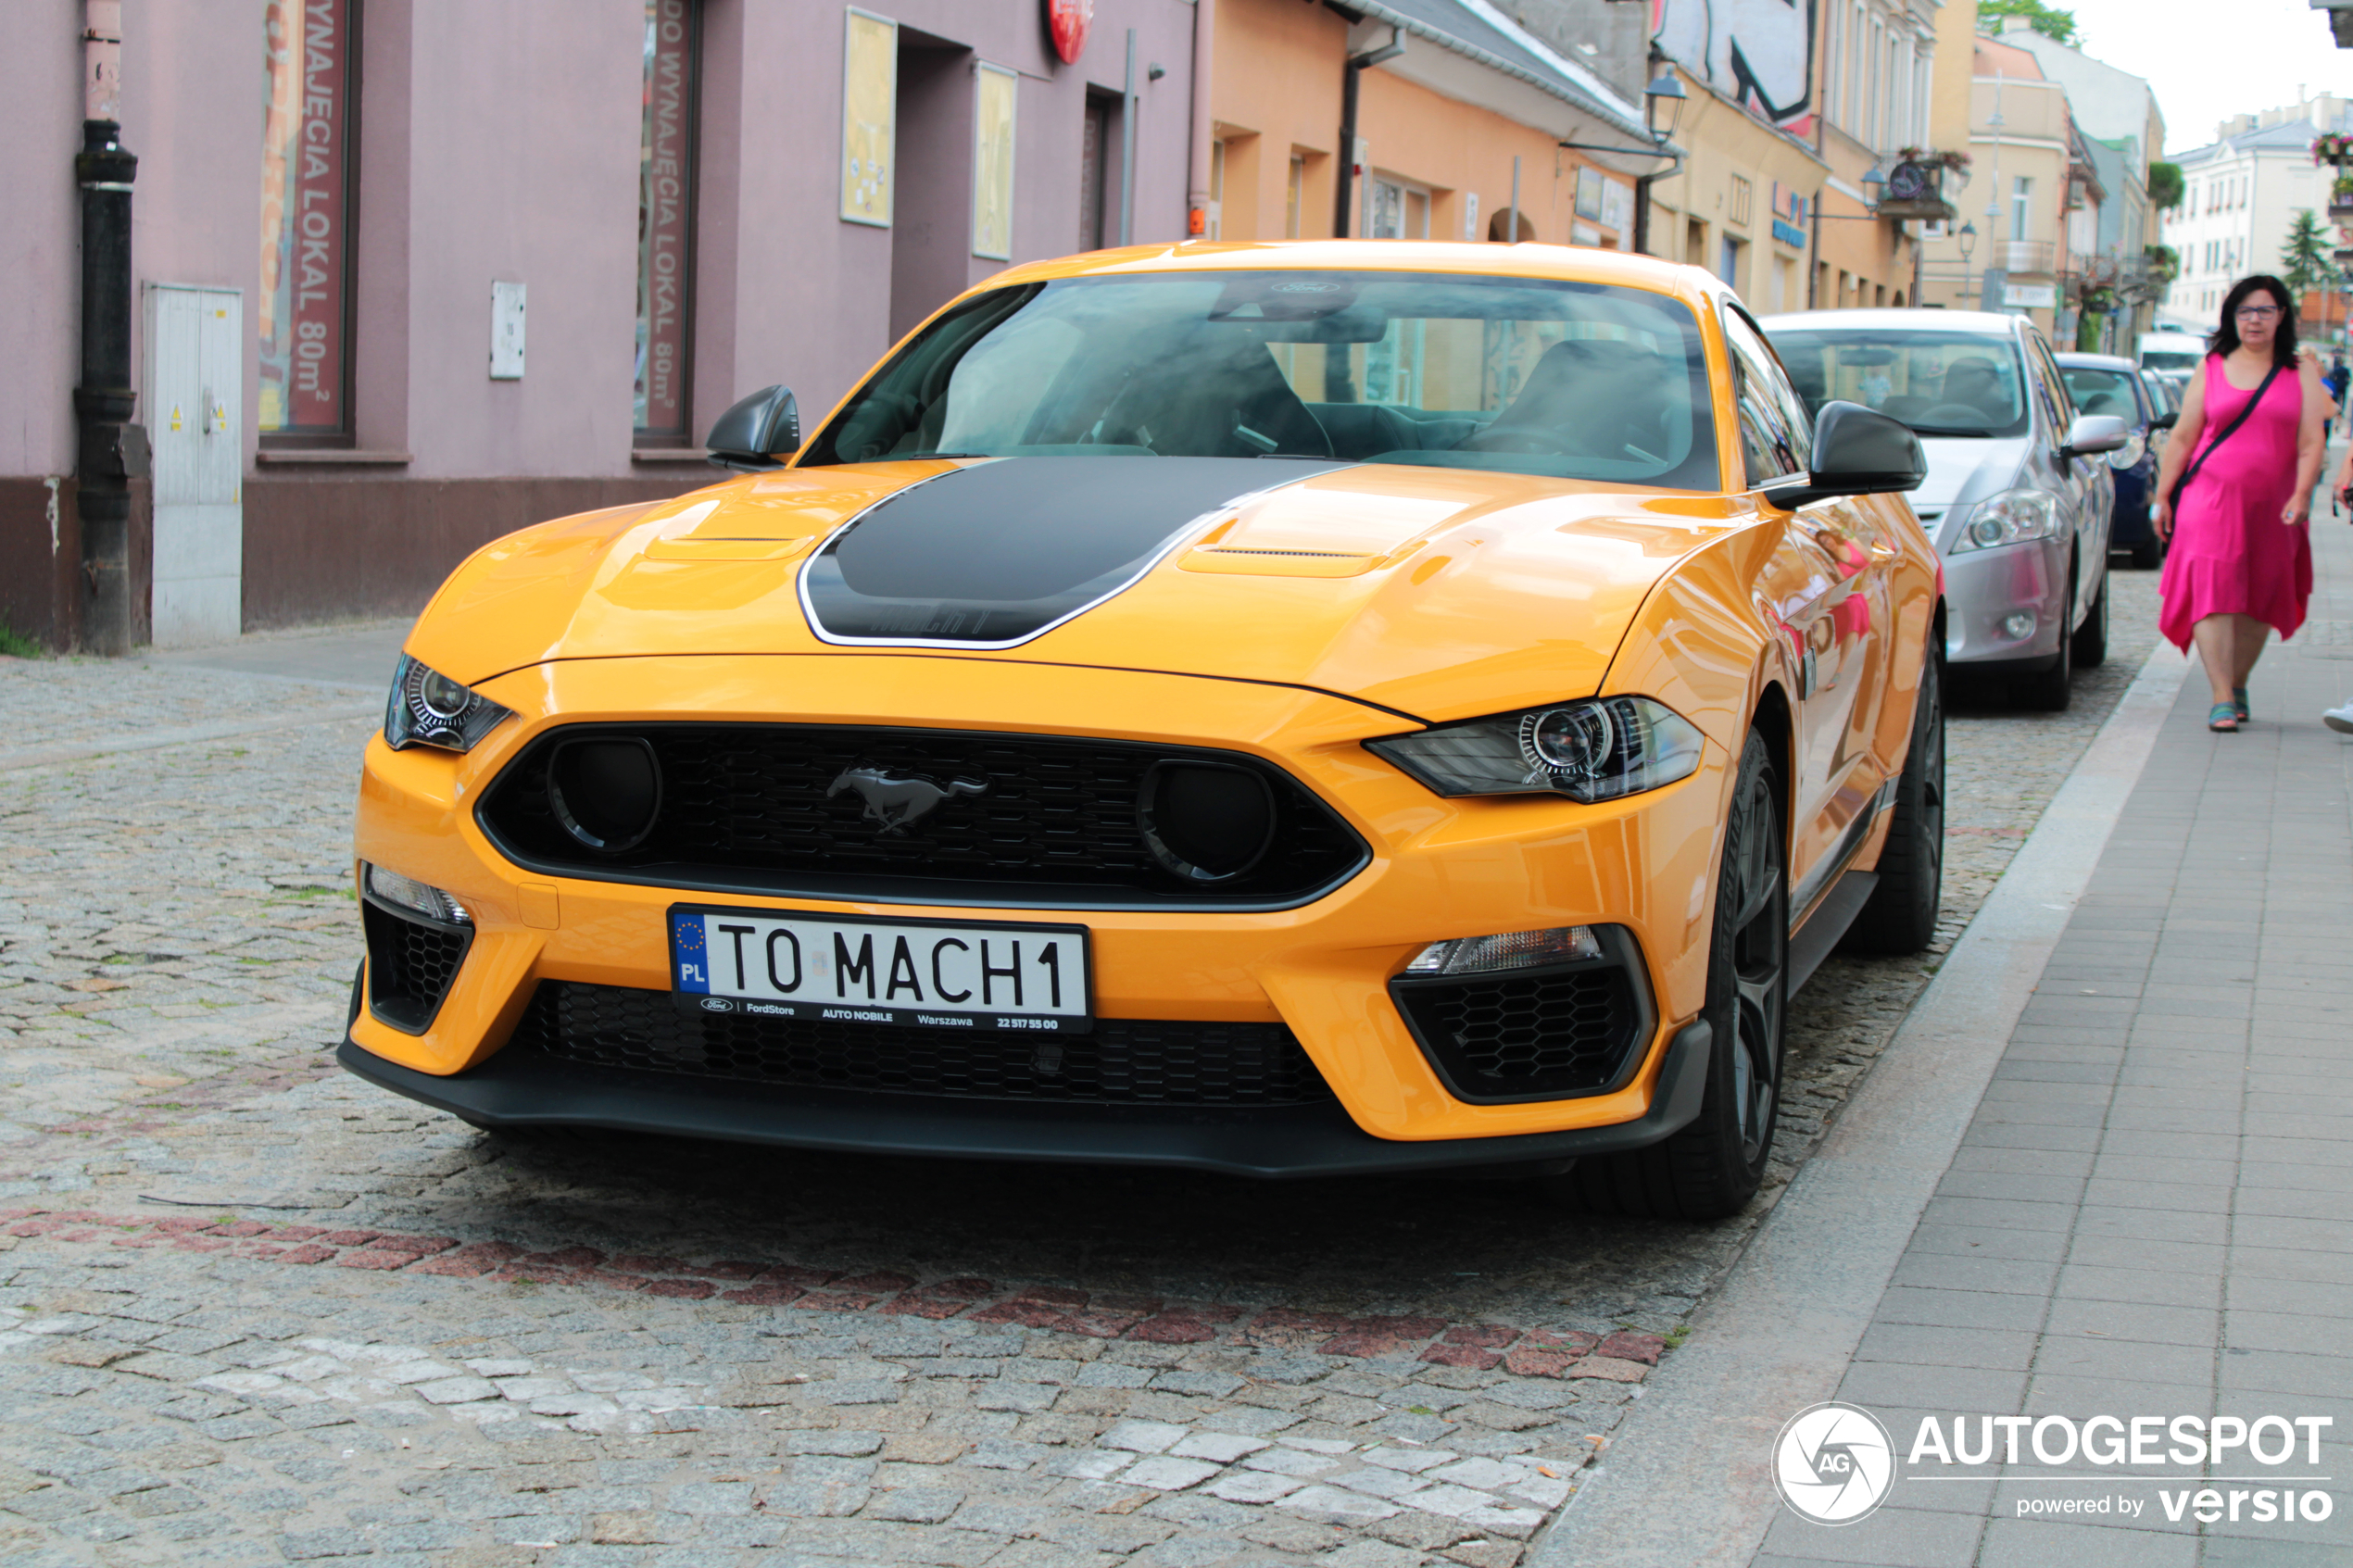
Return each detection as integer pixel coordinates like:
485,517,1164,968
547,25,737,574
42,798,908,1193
2169,359,2284,508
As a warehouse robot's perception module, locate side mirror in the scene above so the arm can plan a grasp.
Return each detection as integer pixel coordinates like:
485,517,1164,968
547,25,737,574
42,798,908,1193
706,385,800,471
2060,412,2129,458
1767,400,1926,508
2150,409,2179,430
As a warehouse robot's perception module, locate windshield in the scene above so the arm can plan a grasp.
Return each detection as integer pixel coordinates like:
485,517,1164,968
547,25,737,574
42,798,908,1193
2058,366,2141,423
802,270,1720,488
2141,348,2201,373
1768,328,2031,438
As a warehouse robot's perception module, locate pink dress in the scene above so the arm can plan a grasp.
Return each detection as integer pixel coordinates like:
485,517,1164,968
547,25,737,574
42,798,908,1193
2158,353,2312,649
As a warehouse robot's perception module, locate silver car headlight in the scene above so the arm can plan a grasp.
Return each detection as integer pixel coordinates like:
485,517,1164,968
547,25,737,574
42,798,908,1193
2104,430,2147,470
1367,696,1705,802
1949,488,2063,552
384,653,513,753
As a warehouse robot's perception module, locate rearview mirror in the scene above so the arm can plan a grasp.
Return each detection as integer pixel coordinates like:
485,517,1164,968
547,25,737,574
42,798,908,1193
1766,400,1926,508
2150,409,2178,430
2061,412,2129,458
706,385,800,471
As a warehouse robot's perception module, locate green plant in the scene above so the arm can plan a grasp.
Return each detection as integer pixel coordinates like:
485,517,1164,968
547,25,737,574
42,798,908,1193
2147,161,2183,213
0,622,43,659
2333,174,2353,200
2284,208,2334,302
1979,0,2078,44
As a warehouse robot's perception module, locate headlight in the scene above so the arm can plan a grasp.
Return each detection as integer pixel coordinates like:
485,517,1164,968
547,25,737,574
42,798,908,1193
1367,696,1705,802
1948,488,2063,552
2104,430,2147,470
384,653,513,753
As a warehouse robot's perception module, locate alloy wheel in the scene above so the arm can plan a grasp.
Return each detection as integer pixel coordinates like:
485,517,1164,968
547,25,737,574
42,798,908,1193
1725,770,1786,1164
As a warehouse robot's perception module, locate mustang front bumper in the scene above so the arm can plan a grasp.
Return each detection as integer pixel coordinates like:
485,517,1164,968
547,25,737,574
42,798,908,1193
347,654,1736,1160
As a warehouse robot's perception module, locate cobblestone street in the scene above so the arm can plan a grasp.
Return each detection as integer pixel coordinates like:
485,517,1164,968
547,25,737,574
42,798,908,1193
0,574,2167,1568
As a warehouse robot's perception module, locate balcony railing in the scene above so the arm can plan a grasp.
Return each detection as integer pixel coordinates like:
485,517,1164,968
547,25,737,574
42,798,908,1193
1999,240,2057,276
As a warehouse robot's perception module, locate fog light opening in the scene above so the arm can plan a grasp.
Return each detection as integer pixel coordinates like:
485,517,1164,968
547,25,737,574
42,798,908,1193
1138,760,1277,884
1406,925,1602,976
547,737,663,853
363,863,472,926
2002,611,2038,641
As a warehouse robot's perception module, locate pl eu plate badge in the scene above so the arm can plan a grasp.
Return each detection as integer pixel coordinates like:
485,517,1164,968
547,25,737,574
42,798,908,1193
1046,0,1092,65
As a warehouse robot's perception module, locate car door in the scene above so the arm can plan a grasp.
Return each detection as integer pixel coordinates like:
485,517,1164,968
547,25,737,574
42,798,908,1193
2027,330,2108,614
1723,307,1897,917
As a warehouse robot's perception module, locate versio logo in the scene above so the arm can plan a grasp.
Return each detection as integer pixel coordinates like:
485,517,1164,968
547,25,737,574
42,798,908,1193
1774,1402,1896,1524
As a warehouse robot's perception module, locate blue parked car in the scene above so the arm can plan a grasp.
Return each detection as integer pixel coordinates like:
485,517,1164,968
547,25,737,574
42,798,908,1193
2057,352,2172,570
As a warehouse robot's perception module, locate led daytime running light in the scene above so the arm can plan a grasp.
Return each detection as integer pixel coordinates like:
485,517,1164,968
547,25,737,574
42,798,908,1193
364,862,472,925
1406,925,1603,976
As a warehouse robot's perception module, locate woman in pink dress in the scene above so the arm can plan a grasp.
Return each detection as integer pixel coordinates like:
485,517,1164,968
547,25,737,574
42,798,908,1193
2150,274,2327,732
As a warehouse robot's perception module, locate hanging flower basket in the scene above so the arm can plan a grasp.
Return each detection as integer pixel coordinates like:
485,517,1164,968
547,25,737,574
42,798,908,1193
2315,132,2353,166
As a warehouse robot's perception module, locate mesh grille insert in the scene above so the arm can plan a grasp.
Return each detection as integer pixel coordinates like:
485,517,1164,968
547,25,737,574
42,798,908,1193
362,900,471,1034
476,723,1366,910
1391,962,1644,1102
516,981,1336,1107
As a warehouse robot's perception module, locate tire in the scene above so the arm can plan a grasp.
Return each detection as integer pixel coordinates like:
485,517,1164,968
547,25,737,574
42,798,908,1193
2129,537,2162,571
1553,731,1787,1221
2012,567,2073,712
1840,653,1944,955
2070,568,2108,669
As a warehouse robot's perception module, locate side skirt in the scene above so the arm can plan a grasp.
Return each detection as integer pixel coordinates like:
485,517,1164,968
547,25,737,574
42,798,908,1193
1788,870,1880,996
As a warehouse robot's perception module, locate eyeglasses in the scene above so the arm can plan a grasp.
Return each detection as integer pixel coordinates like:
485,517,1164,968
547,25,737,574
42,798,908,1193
2235,305,2283,320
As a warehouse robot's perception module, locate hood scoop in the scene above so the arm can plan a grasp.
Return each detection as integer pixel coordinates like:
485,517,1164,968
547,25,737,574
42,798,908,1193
799,456,1344,647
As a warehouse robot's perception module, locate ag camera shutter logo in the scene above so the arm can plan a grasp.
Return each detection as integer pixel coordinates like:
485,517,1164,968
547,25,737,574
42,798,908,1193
1774,1402,1896,1524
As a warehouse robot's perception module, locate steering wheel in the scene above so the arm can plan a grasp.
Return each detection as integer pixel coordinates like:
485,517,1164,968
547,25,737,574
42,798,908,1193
1919,402,1993,426
1454,423,1574,455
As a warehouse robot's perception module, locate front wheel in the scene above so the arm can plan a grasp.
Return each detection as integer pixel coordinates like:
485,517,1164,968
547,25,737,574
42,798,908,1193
2070,569,2109,669
1554,731,1787,1221
2013,571,2074,712
2129,537,2162,571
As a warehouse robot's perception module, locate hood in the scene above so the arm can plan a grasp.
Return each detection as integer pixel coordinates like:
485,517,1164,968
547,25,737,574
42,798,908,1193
1909,434,2029,517
409,458,1733,724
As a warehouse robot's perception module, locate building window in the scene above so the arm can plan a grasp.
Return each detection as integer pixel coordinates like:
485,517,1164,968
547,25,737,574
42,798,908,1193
1730,174,1754,228
636,0,698,444
258,0,359,443
973,62,1017,259
840,8,896,226
2011,176,2032,240
1720,234,1745,290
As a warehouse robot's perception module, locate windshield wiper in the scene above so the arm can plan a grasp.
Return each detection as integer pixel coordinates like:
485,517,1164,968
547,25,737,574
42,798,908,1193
1906,423,1994,438
900,451,993,459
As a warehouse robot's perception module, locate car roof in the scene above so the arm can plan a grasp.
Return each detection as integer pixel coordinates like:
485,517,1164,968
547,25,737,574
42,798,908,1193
983,239,1726,305
1755,307,2025,335
2055,353,2138,370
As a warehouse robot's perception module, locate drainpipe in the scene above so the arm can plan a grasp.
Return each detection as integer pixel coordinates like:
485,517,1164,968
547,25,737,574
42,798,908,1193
1187,0,1214,237
76,0,144,656
1332,25,1404,243
1119,31,1137,245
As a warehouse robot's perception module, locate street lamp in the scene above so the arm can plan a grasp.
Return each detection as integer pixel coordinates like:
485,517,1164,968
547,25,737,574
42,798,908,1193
1559,65,1688,257
1958,220,1979,301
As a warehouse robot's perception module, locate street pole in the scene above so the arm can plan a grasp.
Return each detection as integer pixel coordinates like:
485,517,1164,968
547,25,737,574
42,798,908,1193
75,0,143,656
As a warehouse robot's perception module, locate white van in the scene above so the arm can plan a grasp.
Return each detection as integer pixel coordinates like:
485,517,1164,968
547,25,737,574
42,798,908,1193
2137,330,2206,381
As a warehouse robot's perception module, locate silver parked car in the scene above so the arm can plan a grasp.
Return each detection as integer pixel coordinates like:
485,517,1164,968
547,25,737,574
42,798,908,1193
1760,309,2128,710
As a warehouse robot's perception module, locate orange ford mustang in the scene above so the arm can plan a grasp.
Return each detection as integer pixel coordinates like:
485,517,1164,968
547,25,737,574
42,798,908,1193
344,242,1941,1220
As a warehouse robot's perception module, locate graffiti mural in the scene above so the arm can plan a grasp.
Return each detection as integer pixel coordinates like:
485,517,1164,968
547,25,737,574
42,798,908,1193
1654,0,1817,136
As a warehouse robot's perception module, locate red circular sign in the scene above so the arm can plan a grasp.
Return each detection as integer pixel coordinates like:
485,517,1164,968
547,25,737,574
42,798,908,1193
1047,0,1092,65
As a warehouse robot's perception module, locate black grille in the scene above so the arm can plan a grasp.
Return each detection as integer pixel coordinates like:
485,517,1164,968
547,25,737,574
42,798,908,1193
514,981,1335,1106
477,723,1366,909
361,899,472,1034
1390,938,1650,1103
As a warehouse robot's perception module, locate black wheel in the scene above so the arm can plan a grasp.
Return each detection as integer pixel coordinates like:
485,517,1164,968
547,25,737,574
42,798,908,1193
2070,569,2108,669
1841,654,1944,955
2129,537,2162,571
1554,732,1786,1221
2013,569,2073,711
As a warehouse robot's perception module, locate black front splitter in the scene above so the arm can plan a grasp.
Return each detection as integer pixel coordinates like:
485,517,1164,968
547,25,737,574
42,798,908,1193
336,1021,1711,1181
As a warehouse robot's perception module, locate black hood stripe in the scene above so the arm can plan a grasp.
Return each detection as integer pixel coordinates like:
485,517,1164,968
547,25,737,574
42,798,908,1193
798,456,1349,648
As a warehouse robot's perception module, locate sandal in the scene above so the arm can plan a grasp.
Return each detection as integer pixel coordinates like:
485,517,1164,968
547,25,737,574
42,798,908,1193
2233,686,2251,723
2209,702,2240,733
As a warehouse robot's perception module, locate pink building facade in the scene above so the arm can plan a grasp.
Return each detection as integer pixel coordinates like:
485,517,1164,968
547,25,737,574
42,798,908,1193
2,0,1202,648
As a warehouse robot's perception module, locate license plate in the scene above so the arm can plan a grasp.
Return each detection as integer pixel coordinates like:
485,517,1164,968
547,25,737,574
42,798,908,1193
668,905,1092,1033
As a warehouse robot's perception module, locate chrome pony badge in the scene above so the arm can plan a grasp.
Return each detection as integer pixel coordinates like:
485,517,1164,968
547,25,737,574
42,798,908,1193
827,767,989,835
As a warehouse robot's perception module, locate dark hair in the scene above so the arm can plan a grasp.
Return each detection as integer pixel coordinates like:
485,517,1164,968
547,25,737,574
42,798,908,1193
2210,275,2298,367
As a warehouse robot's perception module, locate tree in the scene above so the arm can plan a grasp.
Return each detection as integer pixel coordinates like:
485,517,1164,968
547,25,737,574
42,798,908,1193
2283,209,2334,308
1979,0,2079,44
2147,162,2183,213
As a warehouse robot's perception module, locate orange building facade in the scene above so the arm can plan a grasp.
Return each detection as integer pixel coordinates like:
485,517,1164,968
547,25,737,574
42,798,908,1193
1203,0,1661,253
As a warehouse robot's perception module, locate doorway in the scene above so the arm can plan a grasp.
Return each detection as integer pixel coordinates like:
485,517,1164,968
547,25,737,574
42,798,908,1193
145,284,244,647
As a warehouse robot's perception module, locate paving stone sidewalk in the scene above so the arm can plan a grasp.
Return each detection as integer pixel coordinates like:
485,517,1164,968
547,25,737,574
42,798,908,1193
1755,514,2353,1564
0,571,2167,1565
